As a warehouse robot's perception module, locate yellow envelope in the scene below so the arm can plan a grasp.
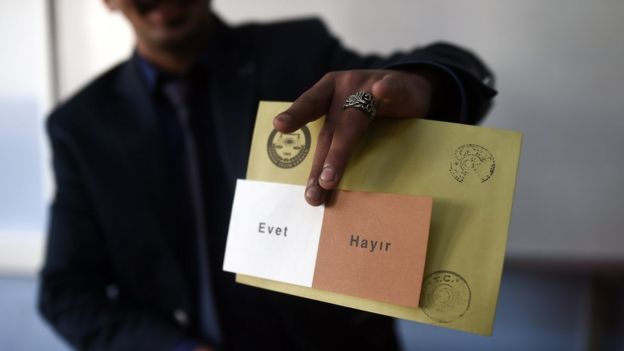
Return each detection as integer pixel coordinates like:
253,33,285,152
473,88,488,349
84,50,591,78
237,101,522,336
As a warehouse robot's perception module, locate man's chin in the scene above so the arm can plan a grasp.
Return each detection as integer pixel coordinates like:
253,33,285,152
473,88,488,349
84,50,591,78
134,0,201,15
144,9,208,47
146,26,200,51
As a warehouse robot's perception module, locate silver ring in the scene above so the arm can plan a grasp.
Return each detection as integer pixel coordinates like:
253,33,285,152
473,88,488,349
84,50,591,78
343,91,378,121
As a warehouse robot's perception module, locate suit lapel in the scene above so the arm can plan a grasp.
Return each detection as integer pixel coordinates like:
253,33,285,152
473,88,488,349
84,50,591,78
209,28,259,184
106,60,191,310
111,61,170,225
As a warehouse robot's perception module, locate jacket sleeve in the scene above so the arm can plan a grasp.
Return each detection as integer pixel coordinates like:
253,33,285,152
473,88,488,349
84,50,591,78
38,113,189,351
317,21,497,125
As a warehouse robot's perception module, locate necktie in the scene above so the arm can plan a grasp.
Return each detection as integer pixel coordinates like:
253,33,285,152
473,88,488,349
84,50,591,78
163,80,222,345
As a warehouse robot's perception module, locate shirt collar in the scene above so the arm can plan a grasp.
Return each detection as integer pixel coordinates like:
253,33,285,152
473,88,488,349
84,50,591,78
133,52,159,93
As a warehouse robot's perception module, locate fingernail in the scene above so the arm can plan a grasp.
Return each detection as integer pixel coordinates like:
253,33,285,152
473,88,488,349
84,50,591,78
305,186,321,202
320,165,335,183
276,114,292,123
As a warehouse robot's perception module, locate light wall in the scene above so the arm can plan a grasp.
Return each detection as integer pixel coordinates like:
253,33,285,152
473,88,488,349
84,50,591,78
0,1,53,274
54,0,624,263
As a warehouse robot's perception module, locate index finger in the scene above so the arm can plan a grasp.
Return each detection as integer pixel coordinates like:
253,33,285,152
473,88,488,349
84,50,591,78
317,106,372,190
273,73,335,133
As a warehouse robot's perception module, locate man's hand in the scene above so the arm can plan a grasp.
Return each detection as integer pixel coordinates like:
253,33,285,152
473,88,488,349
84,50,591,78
273,69,433,206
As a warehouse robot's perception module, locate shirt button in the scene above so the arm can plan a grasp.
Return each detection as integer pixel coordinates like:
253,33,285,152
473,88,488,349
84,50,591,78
173,309,189,327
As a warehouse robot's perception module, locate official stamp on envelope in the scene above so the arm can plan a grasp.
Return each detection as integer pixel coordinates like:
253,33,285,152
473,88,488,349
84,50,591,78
421,270,471,323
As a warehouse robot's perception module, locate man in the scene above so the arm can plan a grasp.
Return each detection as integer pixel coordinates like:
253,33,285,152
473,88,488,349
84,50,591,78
39,0,496,350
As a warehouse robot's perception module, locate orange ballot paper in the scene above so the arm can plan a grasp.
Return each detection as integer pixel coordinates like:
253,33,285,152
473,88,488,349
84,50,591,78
225,101,523,336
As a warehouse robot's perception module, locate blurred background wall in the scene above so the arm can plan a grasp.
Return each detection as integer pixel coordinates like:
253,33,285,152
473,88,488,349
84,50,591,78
0,0,622,350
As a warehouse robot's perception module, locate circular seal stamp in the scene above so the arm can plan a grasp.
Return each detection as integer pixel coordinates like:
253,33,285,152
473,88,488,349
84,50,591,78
267,126,311,169
449,144,496,183
420,270,471,323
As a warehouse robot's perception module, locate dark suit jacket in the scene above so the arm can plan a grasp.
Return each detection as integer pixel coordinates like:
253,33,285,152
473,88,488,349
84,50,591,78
39,18,496,351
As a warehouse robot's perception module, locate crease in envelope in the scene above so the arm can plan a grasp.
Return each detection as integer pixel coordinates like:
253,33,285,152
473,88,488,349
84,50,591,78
237,101,522,336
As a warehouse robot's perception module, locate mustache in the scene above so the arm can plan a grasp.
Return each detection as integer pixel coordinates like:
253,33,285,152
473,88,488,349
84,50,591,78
133,0,197,14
